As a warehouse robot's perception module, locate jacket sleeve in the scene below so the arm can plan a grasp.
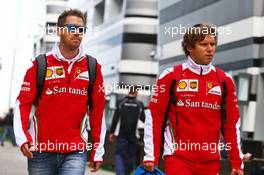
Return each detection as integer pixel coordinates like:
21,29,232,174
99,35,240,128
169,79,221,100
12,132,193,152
110,101,120,134
223,73,244,170
14,59,37,147
143,68,173,164
89,63,106,163
139,102,145,122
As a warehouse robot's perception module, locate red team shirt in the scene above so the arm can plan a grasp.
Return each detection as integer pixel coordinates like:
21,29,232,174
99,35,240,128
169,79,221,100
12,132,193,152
14,44,106,162
144,57,243,170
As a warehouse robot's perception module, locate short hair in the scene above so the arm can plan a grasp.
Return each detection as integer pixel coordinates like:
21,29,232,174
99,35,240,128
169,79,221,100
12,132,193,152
182,24,218,56
129,85,138,95
57,9,86,27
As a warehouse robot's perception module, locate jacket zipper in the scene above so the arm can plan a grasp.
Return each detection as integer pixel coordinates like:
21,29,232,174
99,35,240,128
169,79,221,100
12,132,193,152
200,66,203,76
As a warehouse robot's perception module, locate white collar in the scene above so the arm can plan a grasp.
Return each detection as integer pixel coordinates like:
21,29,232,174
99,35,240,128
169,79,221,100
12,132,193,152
186,56,214,75
52,43,85,63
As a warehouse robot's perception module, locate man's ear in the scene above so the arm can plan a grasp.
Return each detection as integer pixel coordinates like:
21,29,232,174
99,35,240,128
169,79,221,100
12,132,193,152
187,45,193,53
57,26,62,37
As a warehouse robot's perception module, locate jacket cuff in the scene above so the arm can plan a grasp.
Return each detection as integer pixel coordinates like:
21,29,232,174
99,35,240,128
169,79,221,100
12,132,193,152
231,161,244,170
143,160,155,163
20,141,29,151
90,160,103,163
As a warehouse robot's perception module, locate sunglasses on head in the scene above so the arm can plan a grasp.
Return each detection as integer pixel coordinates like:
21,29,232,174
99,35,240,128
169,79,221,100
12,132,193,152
63,24,87,34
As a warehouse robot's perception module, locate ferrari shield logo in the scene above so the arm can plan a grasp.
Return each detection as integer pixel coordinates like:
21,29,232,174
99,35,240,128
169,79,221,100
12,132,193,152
207,82,213,89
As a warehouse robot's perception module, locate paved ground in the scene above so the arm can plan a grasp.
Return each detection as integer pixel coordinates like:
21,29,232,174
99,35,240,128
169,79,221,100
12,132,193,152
0,142,114,175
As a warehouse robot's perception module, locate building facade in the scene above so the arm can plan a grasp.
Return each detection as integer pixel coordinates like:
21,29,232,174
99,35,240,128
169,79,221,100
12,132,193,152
44,0,68,52
68,0,158,127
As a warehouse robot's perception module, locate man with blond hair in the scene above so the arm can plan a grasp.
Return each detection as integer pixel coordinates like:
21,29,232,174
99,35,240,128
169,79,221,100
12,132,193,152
14,9,106,175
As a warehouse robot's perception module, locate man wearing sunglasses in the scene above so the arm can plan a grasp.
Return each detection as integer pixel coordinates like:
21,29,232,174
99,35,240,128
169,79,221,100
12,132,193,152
63,24,87,34
14,9,106,175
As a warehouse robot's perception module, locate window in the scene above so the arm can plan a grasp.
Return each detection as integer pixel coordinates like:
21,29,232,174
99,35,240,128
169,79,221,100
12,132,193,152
45,42,55,52
46,23,57,35
237,73,251,105
105,94,116,129
110,0,123,17
47,5,65,14
33,43,37,56
93,0,105,26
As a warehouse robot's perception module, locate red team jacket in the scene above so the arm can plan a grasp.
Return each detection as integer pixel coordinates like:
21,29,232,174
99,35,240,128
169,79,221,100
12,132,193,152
14,44,106,162
144,57,244,170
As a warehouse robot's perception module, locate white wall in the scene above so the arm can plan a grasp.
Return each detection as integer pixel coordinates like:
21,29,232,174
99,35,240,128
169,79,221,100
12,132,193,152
0,0,46,114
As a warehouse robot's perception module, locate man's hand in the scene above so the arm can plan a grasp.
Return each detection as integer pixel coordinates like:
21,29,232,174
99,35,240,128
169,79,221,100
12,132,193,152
21,143,33,158
143,162,155,172
89,162,102,172
231,169,244,175
108,133,116,143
